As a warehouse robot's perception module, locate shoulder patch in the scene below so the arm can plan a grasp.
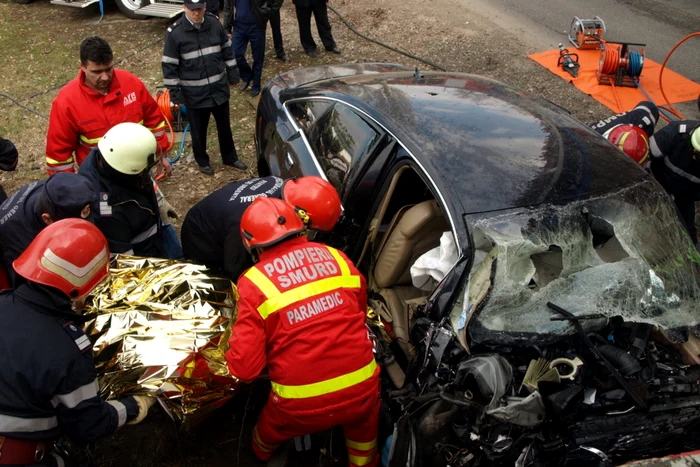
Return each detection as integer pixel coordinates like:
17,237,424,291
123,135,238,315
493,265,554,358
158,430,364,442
61,321,92,353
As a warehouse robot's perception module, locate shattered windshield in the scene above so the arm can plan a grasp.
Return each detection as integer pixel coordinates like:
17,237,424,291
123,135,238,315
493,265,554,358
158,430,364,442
462,179,700,345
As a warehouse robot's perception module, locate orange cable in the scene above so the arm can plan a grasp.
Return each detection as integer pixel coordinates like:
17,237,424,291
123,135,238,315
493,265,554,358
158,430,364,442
659,32,700,121
608,78,623,113
156,89,176,152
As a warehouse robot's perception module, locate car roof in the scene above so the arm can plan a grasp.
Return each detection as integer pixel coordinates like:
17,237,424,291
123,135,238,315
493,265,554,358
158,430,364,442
278,64,649,214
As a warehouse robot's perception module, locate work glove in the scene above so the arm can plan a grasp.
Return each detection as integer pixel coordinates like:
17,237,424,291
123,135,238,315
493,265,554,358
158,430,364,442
127,395,157,425
154,183,178,224
160,198,179,224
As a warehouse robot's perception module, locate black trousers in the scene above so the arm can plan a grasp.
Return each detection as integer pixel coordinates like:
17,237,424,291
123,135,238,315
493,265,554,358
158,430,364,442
232,22,266,92
269,10,285,56
295,3,335,52
187,101,239,168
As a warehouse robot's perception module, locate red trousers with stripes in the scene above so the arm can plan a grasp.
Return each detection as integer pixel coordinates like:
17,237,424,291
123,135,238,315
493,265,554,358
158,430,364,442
252,389,380,467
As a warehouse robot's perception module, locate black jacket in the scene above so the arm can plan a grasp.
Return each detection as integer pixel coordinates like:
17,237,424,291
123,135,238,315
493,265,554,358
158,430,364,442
181,176,283,279
162,13,240,109
590,101,659,138
223,0,283,33
0,137,18,204
78,150,164,257
650,120,700,199
0,283,138,443
0,180,46,286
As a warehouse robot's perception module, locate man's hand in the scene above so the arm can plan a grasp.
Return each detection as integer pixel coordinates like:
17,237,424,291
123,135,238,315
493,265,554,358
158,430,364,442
127,395,157,425
158,157,173,177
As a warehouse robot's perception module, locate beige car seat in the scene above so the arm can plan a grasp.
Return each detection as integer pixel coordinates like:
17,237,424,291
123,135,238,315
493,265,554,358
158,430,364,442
372,200,450,356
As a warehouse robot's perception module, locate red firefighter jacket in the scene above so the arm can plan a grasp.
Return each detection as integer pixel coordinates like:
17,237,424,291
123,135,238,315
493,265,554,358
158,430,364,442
226,236,378,414
45,69,169,174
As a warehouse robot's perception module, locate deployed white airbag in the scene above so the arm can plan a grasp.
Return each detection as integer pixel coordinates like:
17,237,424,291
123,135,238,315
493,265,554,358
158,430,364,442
410,231,458,291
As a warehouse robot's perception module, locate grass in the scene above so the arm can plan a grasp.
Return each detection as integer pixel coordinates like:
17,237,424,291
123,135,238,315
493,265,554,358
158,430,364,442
0,0,364,221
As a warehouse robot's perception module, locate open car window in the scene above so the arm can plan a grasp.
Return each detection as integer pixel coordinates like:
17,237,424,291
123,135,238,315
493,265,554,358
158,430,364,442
307,103,381,194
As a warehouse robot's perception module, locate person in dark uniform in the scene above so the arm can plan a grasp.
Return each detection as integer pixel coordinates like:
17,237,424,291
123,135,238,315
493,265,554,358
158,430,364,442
228,0,282,98
0,173,96,288
293,0,341,57
269,3,289,62
649,120,700,241
162,0,247,175
0,137,19,204
590,101,659,138
78,122,183,259
181,175,340,280
224,0,287,63
0,219,155,466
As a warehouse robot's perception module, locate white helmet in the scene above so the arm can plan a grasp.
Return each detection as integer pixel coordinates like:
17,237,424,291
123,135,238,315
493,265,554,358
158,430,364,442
97,122,157,175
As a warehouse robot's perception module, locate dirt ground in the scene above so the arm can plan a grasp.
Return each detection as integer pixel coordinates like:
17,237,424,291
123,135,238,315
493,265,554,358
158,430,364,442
0,0,693,465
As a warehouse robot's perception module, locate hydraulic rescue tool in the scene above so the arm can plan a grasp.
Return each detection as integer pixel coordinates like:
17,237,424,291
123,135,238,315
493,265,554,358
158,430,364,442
568,16,606,50
597,41,646,88
557,43,580,78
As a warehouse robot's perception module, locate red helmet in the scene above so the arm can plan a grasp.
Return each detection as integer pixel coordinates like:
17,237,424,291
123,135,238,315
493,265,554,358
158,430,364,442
607,125,650,165
13,218,110,299
240,197,306,251
283,176,342,231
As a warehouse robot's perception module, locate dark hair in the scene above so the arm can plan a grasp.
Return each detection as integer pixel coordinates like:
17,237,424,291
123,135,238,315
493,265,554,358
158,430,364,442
80,37,113,65
36,183,57,221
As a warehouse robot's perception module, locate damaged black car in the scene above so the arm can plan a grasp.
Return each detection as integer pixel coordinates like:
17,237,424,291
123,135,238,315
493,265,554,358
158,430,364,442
255,63,700,466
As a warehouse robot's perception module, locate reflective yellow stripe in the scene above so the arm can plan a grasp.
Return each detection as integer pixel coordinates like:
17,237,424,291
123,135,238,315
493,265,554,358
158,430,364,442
46,155,73,165
79,134,102,144
349,452,376,466
244,267,280,298
46,163,75,172
253,426,278,452
257,275,360,319
328,247,350,276
79,121,145,144
271,359,377,399
147,121,166,131
346,438,377,451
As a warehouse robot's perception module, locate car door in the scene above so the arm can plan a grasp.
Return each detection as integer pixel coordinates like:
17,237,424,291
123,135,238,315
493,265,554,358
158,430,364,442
277,100,335,180
321,138,398,251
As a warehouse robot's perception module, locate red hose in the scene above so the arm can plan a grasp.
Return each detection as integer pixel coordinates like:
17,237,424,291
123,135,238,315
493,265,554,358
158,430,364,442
154,89,177,181
659,32,700,121
600,44,621,75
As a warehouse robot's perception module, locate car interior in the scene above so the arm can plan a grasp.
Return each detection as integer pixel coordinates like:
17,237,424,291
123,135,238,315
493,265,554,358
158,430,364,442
357,165,453,362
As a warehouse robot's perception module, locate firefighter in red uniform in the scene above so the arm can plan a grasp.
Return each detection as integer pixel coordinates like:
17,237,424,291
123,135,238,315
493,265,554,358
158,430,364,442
225,197,380,467
45,37,169,174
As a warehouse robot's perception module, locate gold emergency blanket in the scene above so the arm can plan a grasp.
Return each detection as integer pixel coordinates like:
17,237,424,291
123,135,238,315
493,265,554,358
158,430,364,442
83,256,239,429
